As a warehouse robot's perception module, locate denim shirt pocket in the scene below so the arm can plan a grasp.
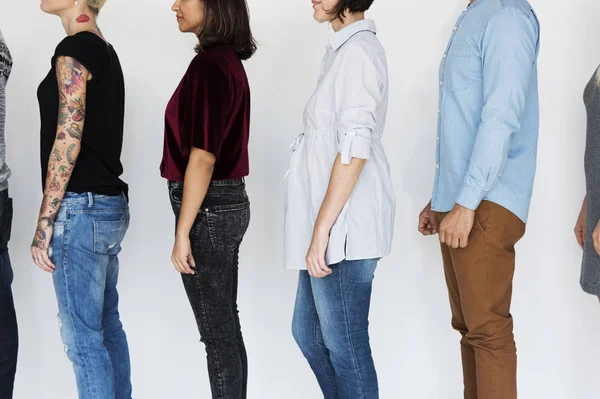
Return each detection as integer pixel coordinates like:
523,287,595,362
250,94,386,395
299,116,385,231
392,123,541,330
443,45,471,92
93,216,129,256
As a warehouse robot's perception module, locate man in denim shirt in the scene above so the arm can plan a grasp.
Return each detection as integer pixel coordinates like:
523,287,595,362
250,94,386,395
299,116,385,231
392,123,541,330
418,0,540,397
0,29,17,399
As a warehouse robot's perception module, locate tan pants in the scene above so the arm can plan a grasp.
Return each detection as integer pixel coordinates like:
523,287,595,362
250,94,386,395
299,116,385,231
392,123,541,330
437,201,526,399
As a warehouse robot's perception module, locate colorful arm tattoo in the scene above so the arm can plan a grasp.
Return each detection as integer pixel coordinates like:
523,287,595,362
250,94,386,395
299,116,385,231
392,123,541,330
32,56,89,250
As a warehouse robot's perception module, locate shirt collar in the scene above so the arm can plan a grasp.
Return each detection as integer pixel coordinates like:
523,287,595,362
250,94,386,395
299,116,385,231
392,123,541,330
328,19,376,51
466,0,484,11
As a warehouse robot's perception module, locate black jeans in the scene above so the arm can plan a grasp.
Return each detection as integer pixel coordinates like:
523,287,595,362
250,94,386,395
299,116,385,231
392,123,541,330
0,190,17,399
169,179,250,399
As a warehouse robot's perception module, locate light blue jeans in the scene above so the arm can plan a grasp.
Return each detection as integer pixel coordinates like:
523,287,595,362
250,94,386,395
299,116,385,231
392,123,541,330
50,192,131,399
292,258,379,399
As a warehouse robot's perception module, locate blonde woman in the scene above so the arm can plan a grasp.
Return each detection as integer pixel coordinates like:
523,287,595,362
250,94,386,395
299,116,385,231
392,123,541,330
31,1,131,397
575,68,600,298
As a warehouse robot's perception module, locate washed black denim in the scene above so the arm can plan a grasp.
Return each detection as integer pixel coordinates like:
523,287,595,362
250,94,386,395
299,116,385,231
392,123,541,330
169,179,250,399
0,190,17,399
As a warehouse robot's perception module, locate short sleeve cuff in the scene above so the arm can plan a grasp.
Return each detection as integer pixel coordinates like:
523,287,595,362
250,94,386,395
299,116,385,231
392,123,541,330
455,183,486,211
338,130,372,165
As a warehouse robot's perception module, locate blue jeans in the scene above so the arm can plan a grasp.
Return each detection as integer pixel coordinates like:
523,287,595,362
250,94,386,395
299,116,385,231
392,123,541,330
50,192,131,399
292,259,379,399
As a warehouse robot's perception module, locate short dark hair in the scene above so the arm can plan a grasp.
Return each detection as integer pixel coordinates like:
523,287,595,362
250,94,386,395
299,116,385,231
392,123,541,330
328,0,375,22
195,0,257,61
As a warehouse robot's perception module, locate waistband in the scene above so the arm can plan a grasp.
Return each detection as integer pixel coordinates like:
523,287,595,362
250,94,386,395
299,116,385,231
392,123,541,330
168,178,245,190
61,191,128,207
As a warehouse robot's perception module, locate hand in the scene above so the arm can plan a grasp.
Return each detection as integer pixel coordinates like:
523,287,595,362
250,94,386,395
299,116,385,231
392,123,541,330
305,227,332,278
171,233,196,275
31,220,56,272
574,198,587,250
418,200,439,236
439,204,475,249
593,220,600,257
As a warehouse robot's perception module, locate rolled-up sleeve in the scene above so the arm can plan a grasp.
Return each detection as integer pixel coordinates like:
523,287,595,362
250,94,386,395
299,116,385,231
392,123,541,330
456,7,539,210
334,44,382,165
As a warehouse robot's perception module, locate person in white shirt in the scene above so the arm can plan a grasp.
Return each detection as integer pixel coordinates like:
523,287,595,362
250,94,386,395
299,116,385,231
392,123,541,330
285,1,395,397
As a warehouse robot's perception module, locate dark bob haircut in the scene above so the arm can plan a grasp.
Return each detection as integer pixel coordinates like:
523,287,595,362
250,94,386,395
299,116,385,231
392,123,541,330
196,0,257,61
328,0,375,22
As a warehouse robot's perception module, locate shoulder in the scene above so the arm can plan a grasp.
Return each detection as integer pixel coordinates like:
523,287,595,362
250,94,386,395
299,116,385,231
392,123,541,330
498,0,534,15
480,0,536,22
186,51,229,81
54,32,107,65
338,34,386,71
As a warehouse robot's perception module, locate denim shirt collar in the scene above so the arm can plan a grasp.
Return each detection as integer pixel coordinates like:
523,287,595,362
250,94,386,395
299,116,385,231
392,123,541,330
329,19,377,51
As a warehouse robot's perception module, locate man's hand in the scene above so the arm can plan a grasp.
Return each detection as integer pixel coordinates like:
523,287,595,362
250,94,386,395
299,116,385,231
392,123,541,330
418,201,439,236
439,204,475,249
593,220,600,257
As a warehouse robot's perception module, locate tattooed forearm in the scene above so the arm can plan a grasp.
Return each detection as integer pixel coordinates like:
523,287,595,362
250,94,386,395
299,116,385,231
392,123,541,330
66,144,76,165
33,56,89,250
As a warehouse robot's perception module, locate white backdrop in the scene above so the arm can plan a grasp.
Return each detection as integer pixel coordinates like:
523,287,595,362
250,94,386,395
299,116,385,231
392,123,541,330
0,0,598,398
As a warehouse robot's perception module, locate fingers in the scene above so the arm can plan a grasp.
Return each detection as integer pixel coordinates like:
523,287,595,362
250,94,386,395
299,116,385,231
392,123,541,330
594,229,600,256
306,257,329,279
317,257,332,276
451,236,460,249
31,247,54,273
575,228,584,250
172,255,195,275
39,249,56,270
188,253,197,269
418,213,430,235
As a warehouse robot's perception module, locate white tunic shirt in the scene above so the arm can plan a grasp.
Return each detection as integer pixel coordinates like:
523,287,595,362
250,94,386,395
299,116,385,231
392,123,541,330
284,20,396,270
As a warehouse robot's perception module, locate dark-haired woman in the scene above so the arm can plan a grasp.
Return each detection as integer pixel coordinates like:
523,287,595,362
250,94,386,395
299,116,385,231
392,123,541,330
285,1,394,398
161,1,256,398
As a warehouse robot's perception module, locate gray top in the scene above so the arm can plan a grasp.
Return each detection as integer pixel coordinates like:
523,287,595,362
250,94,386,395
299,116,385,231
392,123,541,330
581,67,600,294
0,30,12,190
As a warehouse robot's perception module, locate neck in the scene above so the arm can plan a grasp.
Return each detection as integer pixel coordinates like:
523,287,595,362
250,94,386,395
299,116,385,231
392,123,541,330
331,11,365,32
60,12,100,37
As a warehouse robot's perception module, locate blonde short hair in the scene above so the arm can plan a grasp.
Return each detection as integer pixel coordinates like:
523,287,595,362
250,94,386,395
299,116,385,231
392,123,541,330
87,0,107,14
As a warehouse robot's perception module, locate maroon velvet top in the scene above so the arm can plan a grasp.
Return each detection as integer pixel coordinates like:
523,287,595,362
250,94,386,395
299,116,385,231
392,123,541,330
161,46,250,182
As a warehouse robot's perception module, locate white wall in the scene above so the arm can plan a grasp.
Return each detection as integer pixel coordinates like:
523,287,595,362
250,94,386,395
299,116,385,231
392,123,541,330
0,0,598,397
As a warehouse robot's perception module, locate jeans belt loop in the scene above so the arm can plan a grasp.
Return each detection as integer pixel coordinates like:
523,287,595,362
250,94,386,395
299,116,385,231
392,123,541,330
87,192,94,208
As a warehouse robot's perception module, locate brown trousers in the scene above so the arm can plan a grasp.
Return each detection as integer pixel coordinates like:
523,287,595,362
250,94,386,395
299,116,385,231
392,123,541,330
437,201,526,399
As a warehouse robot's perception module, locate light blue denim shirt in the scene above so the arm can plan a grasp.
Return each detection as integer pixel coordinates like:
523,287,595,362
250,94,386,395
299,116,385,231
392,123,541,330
431,0,540,223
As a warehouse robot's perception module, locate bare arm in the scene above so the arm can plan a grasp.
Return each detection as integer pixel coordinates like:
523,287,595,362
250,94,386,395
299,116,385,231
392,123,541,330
171,147,216,275
31,56,89,272
314,155,366,236
305,154,366,277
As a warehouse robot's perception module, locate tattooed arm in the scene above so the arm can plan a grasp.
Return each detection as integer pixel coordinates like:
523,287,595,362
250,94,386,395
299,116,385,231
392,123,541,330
31,56,89,272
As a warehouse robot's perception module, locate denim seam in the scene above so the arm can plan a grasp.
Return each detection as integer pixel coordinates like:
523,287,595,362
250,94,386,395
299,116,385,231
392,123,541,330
62,215,97,398
195,274,225,398
310,310,337,396
338,262,367,398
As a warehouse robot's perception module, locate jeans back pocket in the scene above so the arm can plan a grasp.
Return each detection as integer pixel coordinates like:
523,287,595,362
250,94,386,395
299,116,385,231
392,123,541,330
205,202,250,251
93,215,129,256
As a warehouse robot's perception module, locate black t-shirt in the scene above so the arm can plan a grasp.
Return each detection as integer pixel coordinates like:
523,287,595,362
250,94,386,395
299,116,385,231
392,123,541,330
38,31,127,196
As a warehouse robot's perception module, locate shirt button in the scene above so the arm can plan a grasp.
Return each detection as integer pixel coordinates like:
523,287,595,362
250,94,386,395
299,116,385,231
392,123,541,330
440,81,443,86
437,136,440,141
436,164,439,168
454,26,458,30
443,53,447,58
